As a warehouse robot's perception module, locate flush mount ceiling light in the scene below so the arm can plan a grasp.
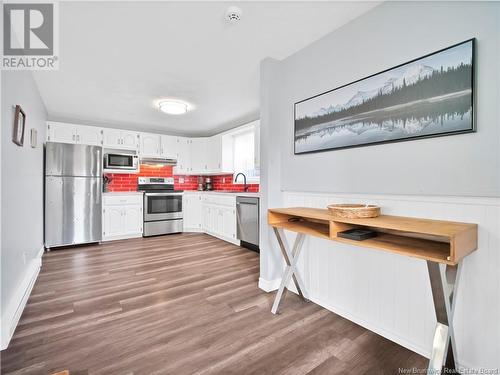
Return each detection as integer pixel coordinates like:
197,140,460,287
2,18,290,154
158,100,190,115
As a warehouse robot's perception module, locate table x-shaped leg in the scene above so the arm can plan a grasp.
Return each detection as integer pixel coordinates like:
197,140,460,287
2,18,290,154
271,227,308,314
427,261,461,373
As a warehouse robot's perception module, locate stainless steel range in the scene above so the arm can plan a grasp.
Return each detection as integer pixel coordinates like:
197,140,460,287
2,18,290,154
138,177,183,237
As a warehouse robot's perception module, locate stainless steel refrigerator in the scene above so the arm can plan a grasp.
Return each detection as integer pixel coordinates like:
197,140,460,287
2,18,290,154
45,142,102,248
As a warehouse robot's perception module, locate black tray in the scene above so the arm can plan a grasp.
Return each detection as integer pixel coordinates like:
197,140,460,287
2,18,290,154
338,228,378,241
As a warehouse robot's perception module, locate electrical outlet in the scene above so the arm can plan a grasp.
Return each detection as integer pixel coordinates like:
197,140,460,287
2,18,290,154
222,177,226,183
179,177,185,184
22,251,27,265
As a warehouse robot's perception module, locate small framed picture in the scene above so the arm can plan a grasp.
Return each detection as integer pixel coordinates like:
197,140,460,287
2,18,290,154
13,105,26,146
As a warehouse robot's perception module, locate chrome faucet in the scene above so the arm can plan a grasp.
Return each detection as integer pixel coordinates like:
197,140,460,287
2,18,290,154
234,173,249,192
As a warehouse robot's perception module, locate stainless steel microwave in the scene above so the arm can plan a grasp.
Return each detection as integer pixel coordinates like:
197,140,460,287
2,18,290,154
104,153,139,171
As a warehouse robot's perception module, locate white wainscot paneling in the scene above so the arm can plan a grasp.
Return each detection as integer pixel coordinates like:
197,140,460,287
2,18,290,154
278,191,500,370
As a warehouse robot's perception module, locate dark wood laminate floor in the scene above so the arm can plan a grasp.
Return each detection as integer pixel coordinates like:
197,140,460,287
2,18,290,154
1,233,427,375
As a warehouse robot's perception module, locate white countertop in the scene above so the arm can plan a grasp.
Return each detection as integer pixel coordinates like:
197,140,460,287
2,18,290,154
103,191,144,195
182,190,260,197
104,190,259,197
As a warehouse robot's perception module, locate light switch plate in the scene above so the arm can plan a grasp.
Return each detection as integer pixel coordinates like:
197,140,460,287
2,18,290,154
30,128,37,148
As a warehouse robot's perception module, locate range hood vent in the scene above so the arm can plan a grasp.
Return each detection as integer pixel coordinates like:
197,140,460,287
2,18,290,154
140,157,177,166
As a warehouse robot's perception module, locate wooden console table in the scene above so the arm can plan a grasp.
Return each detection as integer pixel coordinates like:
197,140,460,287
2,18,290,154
268,207,477,372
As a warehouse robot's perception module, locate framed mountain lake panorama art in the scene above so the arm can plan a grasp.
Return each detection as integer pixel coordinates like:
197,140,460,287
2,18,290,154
294,39,475,154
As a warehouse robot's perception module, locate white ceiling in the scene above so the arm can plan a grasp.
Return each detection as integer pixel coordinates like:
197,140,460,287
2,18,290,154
33,1,379,136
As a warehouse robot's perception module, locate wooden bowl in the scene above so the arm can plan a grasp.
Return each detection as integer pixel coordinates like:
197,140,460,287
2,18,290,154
327,204,380,219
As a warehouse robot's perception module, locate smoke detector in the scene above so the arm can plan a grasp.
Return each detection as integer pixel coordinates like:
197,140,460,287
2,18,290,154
225,6,242,23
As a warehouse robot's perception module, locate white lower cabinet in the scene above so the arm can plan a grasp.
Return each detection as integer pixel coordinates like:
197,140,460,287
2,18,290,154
183,193,203,232
203,206,237,242
184,193,238,245
221,207,237,241
102,194,143,241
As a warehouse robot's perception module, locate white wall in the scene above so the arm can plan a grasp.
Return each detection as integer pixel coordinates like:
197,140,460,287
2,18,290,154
1,70,47,349
259,1,500,369
259,57,286,286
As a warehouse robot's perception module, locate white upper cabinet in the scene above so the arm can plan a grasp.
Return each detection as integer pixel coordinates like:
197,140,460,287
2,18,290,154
139,132,162,157
122,131,139,150
189,138,209,174
140,133,177,158
103,129,138,150
160,135,178,159
138,133,186,160
174,137,191,174
219,134,234,173
75,125,102,146
47,122,77,144
180,135,233,175
47,122,102,146
102,129,122,148
206,134,233,174
46,121,250,178
207,135,221,172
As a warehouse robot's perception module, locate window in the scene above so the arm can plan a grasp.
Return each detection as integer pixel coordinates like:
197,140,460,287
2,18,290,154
232,125,259,183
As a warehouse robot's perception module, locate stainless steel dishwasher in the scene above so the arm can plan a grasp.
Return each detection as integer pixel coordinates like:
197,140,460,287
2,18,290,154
236,196,259,252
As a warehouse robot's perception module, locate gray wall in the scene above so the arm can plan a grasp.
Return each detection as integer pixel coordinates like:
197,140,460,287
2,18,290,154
1,70,47,341
272,1,500,197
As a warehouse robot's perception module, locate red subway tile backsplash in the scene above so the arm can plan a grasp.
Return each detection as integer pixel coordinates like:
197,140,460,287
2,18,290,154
104,165,172,192
105,166,259,193
210,174,259,192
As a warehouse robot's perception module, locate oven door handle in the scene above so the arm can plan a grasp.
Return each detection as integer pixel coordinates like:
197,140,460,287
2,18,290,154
145,192,184,196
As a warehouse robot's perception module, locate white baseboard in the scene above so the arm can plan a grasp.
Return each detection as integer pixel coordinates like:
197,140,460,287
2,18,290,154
0,247,44,350
258,277,280,292
207,232,240,246
183,228,204,233
102,233,142,242
258,277,299,293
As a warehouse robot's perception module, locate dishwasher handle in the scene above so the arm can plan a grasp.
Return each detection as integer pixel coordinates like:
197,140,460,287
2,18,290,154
236,196,259,205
